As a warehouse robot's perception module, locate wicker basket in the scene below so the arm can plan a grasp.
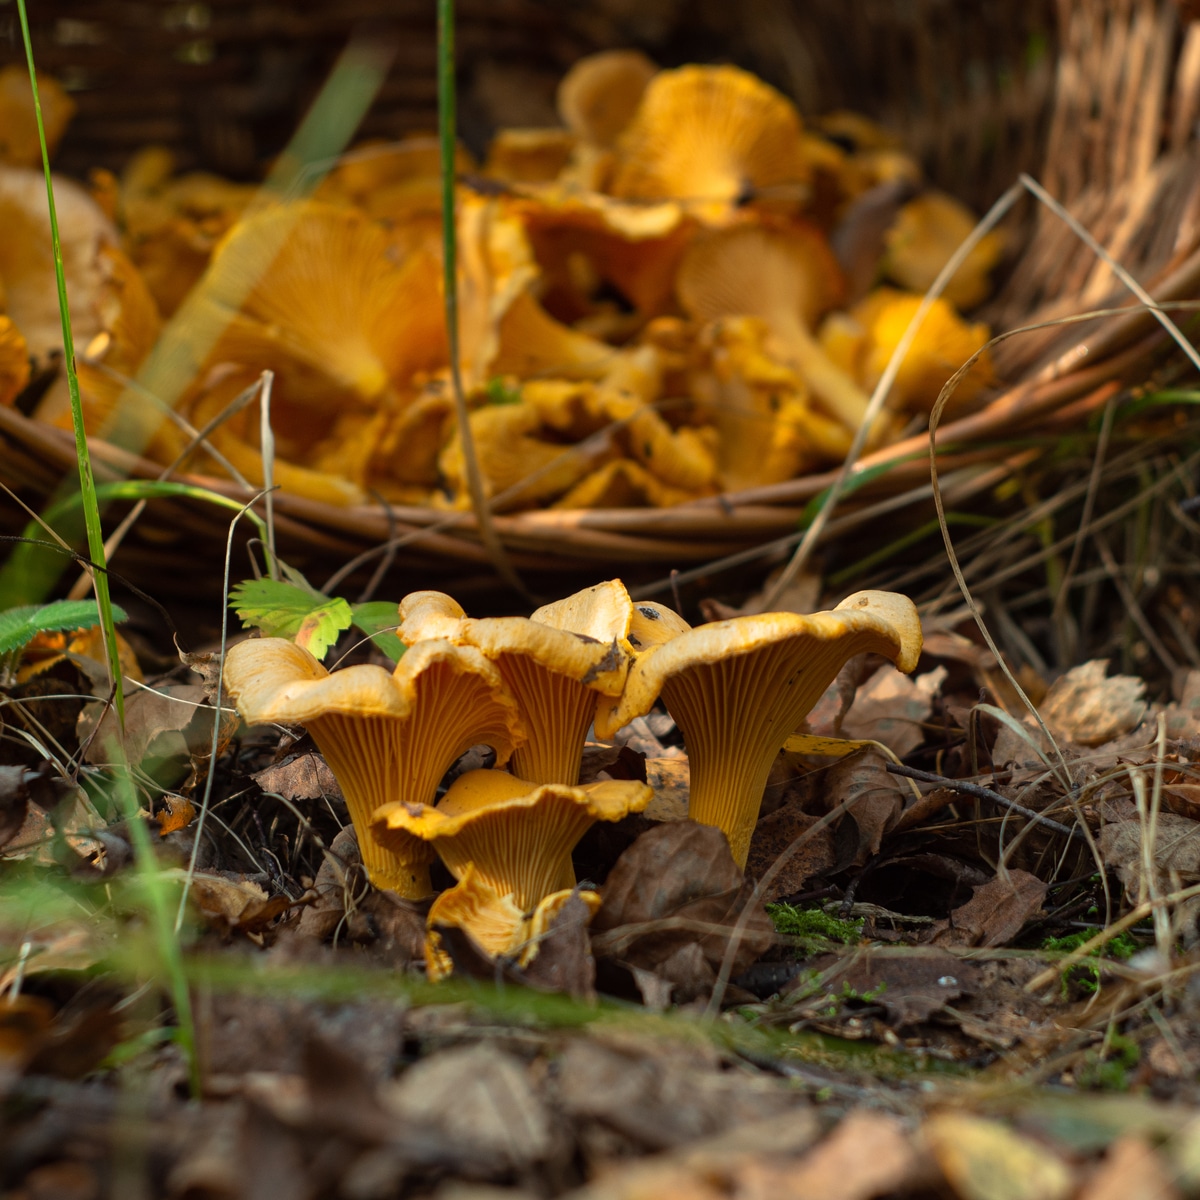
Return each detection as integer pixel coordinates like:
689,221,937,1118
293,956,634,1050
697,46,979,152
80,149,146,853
1,0,1196,602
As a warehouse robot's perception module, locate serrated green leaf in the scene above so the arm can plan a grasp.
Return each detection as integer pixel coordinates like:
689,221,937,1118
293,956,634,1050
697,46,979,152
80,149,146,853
351,601,406,664
230,578,353,659
0,598,129,658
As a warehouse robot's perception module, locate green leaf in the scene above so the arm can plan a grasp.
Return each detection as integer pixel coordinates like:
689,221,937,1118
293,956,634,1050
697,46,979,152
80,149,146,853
351,601,406,664
230,578,352,659
0,598,128,658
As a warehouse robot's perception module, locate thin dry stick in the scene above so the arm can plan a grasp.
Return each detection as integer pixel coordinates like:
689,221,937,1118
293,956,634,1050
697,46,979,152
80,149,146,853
752,181,1026,613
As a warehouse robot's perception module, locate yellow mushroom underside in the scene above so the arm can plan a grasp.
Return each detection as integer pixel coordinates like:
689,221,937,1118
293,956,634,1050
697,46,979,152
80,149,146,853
660,623,907,869
425,864,601,980
497,651,600,786
376,775,651,909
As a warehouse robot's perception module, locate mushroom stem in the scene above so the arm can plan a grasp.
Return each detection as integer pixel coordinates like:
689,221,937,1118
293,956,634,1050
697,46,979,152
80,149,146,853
308,714,437,898
780,317,873,433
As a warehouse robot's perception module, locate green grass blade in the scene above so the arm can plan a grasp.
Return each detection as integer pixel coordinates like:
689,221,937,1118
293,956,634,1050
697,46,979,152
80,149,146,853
15,0,124,724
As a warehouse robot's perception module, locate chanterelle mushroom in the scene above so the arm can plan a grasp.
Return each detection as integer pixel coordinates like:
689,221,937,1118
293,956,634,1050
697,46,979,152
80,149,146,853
222,637,524,899
373,767,652,907
676,222,879,436
595,590,923,869
610,65,808,224
398,581,634,785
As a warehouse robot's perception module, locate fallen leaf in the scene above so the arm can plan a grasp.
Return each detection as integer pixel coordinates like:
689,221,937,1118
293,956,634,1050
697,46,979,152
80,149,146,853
799,949,981,1027
252,752,344,803
824,746,908,866
841,665,945,757
519,890,597,1000
1041,660,1147,747
745,802,837,902
157,793,196,836
591,823,774,1001
1077,1136,1181,1200
384,1045,552,1173
803,654,872,738
1100,813,1200,896
923,1112,1073,1200
927,870,1047,948
553,1035,798,1153
737,1110,924,1200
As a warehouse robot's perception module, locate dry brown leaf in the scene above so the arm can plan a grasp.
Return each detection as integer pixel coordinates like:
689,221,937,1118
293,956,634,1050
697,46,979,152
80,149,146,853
591,822,774,1001
824,746,908,866
1077,1136,1181,1200
1099,812,1200,895
252,751,344,803
519,890,597,1000
800,949,981,1027
737,1110,925,1200
840,664,945,757
927,870,1047,948
384,1045,553,1173
554,1036,798,1153
745,802,837,902
923,1112,1073,1200
1041,660,1147,747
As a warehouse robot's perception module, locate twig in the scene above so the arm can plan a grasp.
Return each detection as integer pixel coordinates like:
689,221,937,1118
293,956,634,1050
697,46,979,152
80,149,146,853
885,762,1087,840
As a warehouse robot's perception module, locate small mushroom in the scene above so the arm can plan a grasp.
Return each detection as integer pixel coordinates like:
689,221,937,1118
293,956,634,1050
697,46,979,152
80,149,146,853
490,290,617,381
202,201,447,402
595,590,923,868
557,50,659,149
424,861,601,981
882,191,1005,311
832,287,994,414
398,583,633,786
373,767,652,907
552,458,706,510
676,222,879,436
611,65,808,223
484,128,578,184
222,637,525,898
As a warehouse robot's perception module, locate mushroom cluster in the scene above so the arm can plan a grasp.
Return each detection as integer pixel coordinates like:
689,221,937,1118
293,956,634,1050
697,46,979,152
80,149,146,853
1,56,999,511
223,578,922,977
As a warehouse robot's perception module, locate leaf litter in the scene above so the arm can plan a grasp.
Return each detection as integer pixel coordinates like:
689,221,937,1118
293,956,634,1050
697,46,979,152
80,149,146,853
5,598,1200,1199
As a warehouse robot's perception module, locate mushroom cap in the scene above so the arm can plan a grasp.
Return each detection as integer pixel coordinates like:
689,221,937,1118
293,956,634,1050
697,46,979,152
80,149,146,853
883,191,1004,311
438,399,608,508
0,166,118,366
628,601,692,651
484,128,578,184
424,862,601,979
553,458,707,510
0,317,30,407
374,767,652,909
223,637,525,897
676,220,844,335
531,578,634,644
611,65,808,221
557,50,658,148
0,65,75,168
594,590,923,868
399,586,634,783
203,201,447,401
490,291,618,382
851,287,993,412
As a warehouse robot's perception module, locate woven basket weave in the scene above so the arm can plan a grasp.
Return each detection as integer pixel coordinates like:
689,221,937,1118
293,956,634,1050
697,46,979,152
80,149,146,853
1,0,1195,600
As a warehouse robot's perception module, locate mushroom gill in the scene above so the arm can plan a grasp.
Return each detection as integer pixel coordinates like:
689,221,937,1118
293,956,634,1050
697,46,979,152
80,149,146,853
676,221,879,436
595,590,923,869
398,583,633,786
610,65,809,223
374,767,652,907
222,637,524,899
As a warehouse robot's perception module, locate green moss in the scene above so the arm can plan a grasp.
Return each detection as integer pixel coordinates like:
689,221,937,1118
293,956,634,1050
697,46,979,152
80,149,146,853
767,902,864,949
1041,929,1138,997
